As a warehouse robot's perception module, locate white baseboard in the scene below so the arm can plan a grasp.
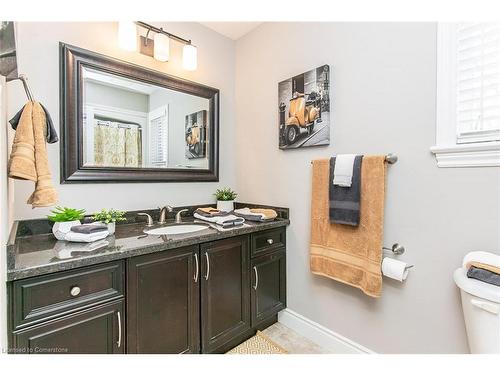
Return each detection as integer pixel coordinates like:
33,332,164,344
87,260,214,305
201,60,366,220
278,308,375,354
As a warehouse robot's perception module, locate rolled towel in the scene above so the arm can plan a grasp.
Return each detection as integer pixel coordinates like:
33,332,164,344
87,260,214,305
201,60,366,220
71,223,108,234
333,154,357,187
467,266,500,287
234,208,266,221
193,212,245,228
234,208,277,222
250,208,277,220
64,230,109,243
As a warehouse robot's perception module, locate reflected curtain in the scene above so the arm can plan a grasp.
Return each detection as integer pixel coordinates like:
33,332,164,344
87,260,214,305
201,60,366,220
94,121,141,167
124,126,141,167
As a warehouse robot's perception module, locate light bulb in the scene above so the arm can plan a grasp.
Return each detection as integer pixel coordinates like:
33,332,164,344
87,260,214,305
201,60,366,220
154,33,170,62
118,21,137,52
182,44,197,71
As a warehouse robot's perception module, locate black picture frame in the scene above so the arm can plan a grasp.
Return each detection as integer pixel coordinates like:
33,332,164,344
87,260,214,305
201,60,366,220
59,42,219,183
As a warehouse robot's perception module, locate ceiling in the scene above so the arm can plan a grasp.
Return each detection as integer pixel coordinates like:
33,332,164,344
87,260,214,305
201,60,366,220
199,22,262,40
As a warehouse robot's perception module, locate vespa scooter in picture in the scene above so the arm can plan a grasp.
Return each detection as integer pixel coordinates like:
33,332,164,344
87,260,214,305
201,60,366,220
280,90,322,146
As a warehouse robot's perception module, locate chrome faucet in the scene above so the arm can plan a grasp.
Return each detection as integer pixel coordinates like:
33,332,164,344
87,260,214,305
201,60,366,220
137,213,154,227
158,205,173,224
175,209,189,223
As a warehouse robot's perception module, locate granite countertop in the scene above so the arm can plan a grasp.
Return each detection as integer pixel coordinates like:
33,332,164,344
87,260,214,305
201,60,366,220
7,206,289,281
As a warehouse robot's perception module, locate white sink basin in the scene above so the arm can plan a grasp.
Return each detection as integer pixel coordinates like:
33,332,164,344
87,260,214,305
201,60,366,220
144,224,209,236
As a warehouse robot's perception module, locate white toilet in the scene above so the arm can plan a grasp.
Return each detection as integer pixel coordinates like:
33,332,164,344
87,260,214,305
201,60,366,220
454,267,500,353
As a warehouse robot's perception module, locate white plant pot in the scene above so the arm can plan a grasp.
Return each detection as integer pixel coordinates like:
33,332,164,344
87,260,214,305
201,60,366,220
52,220,81,241
104,222,116,235
217,200,234,212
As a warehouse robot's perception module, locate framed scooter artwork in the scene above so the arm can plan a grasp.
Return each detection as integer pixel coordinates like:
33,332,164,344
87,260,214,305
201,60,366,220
278,64,330,149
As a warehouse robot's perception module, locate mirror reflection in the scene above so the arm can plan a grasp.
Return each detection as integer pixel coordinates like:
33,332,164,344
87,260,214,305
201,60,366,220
82,67,210,170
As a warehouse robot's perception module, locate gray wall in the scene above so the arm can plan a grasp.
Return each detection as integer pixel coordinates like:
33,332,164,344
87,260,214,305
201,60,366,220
85,81,149,113
235,22,500,353
8,22,236,219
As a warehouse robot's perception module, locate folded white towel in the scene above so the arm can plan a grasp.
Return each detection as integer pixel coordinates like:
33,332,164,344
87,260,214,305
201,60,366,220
64,230,109,243
463,251,500,270
333,154,357,187
193,213,245,227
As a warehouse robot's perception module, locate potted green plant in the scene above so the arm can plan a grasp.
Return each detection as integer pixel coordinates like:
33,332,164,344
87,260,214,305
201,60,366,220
92,209,126,235
48,207,86,240
214,187,237,212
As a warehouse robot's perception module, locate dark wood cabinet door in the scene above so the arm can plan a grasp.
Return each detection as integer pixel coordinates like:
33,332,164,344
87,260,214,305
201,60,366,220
200,236,251,353
127,246,200,354
251,249,286,326
13,300,124,354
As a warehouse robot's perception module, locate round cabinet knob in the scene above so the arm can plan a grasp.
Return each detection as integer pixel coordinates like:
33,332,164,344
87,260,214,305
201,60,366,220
70,286,81,297
267,239,274,245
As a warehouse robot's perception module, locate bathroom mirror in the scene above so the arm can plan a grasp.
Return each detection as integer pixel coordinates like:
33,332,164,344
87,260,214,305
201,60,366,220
60,43,219,183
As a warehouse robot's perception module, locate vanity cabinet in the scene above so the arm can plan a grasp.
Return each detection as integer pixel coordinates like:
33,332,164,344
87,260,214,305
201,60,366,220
8,226,287,354
127,246,200,354
200,236,251,353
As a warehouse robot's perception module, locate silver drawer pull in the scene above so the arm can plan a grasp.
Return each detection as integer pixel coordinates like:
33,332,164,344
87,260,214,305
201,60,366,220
204,252,210,280
70,286,81,297
194,253,199,283
253,266,259,290
117,311,122,348
267,239,274,245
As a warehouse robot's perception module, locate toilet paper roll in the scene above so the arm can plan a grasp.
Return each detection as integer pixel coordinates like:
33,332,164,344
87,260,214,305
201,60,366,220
381,257,410,282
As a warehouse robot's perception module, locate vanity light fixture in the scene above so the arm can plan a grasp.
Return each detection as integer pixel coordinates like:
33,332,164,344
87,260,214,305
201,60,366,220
120,21,197,70
153,32,170,62
182,44,198,71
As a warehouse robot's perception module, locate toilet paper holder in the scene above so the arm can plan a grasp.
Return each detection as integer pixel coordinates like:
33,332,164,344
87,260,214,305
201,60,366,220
383,243,405,255
382,243,414,271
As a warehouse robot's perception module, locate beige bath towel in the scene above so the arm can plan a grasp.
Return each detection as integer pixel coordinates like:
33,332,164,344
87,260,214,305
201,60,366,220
8,101,37,181
8,101,58,208
310,156,386,298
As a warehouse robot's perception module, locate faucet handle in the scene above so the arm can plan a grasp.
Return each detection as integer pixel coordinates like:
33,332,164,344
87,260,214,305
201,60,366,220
137,213,154,227
175,209,189,223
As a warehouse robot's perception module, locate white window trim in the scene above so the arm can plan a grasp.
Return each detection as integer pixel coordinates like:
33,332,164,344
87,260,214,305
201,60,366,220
431,23,500,168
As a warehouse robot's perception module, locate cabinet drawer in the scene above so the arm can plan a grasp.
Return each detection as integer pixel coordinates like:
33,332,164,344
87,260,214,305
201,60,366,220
250,228,286,258
12,261,124,330
12,299,125,354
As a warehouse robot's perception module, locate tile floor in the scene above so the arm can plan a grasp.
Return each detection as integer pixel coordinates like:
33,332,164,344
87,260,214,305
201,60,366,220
262,322,332,354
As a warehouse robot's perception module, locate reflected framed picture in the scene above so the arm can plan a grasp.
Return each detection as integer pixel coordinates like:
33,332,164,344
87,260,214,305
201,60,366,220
278,64,331,149
185,110,207,159
0,22,18,79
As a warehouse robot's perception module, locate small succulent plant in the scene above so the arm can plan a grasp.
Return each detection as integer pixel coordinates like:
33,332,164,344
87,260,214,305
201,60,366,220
92,209,127,224
214,187,238,201
47,206,85,223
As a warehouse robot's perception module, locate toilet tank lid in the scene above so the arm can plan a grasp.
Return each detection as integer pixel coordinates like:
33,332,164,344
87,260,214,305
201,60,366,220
454,268,500,304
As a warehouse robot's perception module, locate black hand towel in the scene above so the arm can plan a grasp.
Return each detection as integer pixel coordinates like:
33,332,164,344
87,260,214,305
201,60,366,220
329,155,363,226
10,103,59,143
467,266,500,287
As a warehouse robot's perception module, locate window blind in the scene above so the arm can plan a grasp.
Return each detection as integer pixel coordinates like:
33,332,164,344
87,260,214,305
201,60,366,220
457,22,500,142
149,113,168,166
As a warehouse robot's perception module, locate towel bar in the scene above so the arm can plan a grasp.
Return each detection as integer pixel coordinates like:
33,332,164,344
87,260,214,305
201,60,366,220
310,153,398,164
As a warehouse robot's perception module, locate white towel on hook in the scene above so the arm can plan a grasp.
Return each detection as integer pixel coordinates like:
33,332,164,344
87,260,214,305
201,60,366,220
333,154,357,187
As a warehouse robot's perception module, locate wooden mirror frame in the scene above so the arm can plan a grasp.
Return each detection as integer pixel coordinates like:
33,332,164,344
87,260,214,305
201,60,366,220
59,43,219,183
